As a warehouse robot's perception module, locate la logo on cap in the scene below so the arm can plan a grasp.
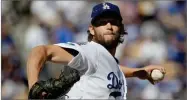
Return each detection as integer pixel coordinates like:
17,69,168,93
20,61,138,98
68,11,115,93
103,3,110,9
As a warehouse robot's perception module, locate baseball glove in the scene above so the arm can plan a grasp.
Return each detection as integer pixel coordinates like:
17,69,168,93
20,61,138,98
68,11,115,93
28,66,80,99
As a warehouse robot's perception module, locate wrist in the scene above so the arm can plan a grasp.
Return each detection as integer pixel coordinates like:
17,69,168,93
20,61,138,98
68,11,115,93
132,68,146,78
132,68,141,77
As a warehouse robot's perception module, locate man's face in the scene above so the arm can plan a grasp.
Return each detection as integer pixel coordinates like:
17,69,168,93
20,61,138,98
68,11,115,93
90,14,122,48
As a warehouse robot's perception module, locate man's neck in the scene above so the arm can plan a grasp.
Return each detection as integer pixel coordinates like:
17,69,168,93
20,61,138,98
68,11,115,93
91,40,117,56
103,44,117,56
108,48,116,56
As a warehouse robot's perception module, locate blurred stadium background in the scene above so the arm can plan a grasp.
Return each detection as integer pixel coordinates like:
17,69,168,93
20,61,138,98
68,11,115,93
1,0,186,99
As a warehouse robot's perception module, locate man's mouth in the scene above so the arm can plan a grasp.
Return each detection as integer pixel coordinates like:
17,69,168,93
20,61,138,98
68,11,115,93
105,32,115,35
105,34,114,35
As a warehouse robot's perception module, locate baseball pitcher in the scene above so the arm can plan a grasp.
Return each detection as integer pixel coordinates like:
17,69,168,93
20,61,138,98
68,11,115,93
27,2,166,99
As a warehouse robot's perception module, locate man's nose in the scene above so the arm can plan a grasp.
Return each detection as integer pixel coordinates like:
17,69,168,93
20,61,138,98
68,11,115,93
106,22,112,29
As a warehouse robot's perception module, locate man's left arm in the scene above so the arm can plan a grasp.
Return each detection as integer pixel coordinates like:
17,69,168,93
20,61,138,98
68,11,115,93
120,65,166,84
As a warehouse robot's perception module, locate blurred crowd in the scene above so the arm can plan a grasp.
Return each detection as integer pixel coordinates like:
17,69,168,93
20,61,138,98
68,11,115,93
1,1,186,99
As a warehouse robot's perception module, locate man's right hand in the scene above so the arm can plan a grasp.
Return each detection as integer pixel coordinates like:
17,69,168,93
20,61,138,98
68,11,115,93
28,67,80,99
27,45,74,90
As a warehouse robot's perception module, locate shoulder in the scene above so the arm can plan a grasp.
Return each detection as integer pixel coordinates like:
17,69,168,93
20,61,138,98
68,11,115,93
55,42,80,48
76,42,88,45
55,42,99,53
56,42,88,46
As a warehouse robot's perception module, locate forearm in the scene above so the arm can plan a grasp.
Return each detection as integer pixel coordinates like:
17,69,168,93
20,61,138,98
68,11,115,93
27,45,74,90
120,65,141,78
27,46,48,89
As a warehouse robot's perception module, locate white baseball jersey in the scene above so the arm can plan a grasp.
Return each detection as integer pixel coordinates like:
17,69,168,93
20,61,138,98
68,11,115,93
55,41,127,99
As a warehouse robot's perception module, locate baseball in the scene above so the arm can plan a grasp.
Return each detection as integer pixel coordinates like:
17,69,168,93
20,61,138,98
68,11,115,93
151,69,164,81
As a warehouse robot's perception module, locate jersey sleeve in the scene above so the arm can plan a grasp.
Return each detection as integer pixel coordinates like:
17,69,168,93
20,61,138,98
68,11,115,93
54,42,88,76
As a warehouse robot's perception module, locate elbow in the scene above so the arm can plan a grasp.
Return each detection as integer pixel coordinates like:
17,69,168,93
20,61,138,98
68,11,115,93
27,45,49,70
32,45,46,54
29,45,48,59
33,45,46,51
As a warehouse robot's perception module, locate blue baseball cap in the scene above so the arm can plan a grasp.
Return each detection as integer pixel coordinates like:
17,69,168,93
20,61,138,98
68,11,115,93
91,2,122,24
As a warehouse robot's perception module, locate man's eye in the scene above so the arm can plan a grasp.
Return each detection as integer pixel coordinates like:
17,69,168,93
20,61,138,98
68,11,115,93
93,20,121,27
93,20,107,26
110,20,121,26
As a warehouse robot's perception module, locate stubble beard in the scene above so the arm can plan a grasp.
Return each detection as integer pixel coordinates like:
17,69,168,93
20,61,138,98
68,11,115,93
94,33,120,49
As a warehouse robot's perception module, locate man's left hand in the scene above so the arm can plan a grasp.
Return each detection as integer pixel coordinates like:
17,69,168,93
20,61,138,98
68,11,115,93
133,65,166,84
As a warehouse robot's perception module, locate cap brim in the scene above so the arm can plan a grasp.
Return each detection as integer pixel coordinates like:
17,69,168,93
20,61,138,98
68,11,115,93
91,10,122,24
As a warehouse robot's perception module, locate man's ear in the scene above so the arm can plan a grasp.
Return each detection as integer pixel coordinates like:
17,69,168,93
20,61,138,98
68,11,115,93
89,25,95,36
119,24,128,43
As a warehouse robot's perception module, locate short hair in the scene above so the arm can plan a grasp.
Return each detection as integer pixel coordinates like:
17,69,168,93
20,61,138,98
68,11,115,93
87,30,93,42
